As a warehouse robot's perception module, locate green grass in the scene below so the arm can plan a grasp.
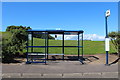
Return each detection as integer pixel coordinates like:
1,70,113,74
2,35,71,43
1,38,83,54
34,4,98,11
27,38,116,55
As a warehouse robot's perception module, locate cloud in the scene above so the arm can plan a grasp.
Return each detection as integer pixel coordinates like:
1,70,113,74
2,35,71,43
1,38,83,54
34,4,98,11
51,34,105,41
83,34,105,41
55,35,78,40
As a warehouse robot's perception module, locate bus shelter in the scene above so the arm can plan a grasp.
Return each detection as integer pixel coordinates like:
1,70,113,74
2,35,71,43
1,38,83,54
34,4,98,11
26,30,84,64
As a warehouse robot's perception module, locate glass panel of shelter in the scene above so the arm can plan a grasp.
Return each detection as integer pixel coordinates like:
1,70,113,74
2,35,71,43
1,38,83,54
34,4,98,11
64,32,80,60
27,32,47,62
47,33,63,60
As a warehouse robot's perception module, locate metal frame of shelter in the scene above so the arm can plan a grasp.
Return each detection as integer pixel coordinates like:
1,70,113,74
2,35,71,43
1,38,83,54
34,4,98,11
26,30,84,64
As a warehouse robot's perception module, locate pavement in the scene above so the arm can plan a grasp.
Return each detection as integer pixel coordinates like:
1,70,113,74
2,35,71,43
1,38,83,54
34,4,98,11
2,61,119,78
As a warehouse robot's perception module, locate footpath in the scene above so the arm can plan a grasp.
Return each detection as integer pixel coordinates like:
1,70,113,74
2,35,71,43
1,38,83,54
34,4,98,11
2,61,118,78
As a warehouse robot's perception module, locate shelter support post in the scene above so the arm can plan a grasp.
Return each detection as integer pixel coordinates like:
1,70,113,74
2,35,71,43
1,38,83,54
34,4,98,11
45,32,47,64
47,33,49,60
62,33,64,60
78,33,80,59
26,33,29,63
82,33,84,58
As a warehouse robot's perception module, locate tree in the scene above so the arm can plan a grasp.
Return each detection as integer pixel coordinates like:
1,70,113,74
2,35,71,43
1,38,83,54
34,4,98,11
6,25,31,32
108,31,120,65
109,31,120,57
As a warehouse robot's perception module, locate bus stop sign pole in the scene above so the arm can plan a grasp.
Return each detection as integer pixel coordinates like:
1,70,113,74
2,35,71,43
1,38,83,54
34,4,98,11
105,9,110,66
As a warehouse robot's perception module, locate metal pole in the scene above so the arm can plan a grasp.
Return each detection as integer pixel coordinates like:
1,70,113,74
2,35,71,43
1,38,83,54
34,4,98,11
26,32,29,63
63,33,64,60
47,33,49,60
31,32,34,62
105,16,109,65
45,32,47,64
82,33,84,58
105,17,108,38
78,33,80,59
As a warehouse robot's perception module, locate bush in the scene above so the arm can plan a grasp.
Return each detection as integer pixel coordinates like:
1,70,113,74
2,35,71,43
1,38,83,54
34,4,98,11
109,31,120,57
2,32,15,62
2,26,30,63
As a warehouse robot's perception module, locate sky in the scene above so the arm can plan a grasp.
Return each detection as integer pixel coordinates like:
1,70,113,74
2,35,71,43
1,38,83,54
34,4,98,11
2,2,118,41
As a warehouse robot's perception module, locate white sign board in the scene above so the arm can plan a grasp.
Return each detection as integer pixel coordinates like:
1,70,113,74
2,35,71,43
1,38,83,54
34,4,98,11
28,34,32,40
105,38,109,51
106,9,110,17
